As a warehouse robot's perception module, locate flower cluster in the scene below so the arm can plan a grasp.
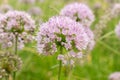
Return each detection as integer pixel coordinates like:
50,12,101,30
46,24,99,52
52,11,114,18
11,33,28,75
84,27,95,50
60,3,95,26
57,51,82,66
0,11,35,49
37,16,89,65
115,22,120,38
0,53,22,78
109,72,120,80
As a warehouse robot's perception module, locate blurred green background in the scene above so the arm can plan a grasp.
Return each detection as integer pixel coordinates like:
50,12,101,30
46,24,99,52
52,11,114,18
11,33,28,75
0,0,120,80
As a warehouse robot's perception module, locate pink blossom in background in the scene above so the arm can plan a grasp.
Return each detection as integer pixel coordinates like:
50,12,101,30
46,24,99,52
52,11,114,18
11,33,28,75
115,22,120,38
60,3,95,26
109,72,120,80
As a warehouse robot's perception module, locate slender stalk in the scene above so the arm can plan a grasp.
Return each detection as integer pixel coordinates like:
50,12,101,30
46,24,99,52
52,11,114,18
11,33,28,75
5,75,9,80
99,30,114,40
58,46,63,80
14,34,18,55
13,34,18,80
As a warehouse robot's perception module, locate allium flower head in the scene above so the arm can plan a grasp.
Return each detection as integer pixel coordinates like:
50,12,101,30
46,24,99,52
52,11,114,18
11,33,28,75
0,11,35,33
37,16,89,55
115,22,120,38
0,11,35,49
109,72,120,80
60,3,95,26
0,53,22,78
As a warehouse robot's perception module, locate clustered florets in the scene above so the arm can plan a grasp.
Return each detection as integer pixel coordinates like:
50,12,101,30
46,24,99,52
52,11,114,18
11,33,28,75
60,3,95,51
0,53,22,78
60,3,95,26
37,16,90,65
109,72,120,80
0,11,35,49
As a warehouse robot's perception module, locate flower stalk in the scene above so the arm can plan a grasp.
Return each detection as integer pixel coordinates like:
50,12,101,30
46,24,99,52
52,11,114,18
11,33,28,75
13,34,18,80
58,46,63,80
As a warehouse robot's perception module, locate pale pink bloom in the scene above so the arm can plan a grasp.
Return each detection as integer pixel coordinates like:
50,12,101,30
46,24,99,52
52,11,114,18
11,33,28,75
57,51,83,66
57,54,64,61
84,27,95,50
109,72,120,80
37,16,89,55
115,22,120,38
0,11,35,49
60,3,95,26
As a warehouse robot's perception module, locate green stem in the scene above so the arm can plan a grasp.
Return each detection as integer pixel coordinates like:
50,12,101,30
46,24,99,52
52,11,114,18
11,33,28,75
13,34,18,80
58,46,63,80
49,6,59,14
5,77,8,80
97,40,120,55
15,34,18,55
99,30,114,41
5,75,9,80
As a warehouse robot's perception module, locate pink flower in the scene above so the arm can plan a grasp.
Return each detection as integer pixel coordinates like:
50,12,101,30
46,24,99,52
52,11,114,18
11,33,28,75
0,11,35,49
109,72,120,80
60,3,95,26
84,27,95,50
37,16,89,55
115,22,120,38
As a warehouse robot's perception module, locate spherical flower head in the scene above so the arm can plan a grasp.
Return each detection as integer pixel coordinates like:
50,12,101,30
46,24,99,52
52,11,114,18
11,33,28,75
37,16,89,55
0,11,35,49
0,53,22,77
60,3,95,26
115,22,120,38
109,72,120,80
0,10,35,33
